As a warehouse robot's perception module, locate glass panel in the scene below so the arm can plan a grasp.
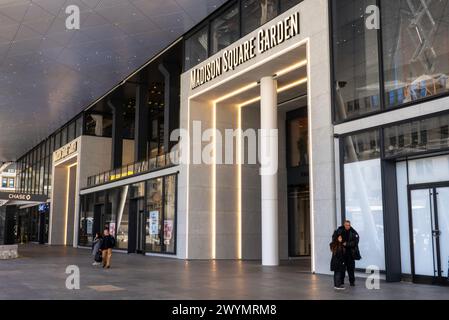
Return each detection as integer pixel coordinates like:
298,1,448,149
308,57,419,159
396,161,412,274
343,130,385,269
242,0,278,36
384,114,449,158
210,4,240,55
332,0,381,121
288,186,310,256
164,175,176,253
436,187,449,278
344,130,381,163
411,189,435,276
79,194,94,246
68,121,76,142
382,0,449,108
184,25,209,70
61,127,67,146
76,115,83,137
116,186,130,250
288,115,308,168
280,0,301,12
145,178,163,253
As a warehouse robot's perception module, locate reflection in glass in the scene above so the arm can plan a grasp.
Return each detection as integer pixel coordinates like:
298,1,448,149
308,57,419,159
288,116,308,167
332,0,381,121
382,0,449,108
211,4,240,55
410,189,435,276
242,0,278,35
184,26,209,70
116,186,130,250
384,114,449,158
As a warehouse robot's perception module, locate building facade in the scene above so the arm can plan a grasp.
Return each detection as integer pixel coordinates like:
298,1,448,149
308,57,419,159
4,0,449,286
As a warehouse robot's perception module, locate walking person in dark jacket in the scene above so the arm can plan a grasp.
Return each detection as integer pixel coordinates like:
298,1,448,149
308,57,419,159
332,220,361,286
92,232,103,266
101,228,115,269
330,234,346,290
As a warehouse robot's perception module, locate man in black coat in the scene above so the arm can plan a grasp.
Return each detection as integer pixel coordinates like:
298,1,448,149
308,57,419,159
332,220,360,286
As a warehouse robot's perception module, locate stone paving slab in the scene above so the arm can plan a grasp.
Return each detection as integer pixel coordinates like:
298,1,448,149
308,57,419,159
0,244,448,300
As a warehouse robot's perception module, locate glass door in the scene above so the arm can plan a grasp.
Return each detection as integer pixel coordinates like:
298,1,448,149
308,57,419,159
409,185,449,284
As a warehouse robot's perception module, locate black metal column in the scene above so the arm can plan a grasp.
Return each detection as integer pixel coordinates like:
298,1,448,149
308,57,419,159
158,63,180,153
108,97,124,169
381,159,402,282
135,79,149,162
5,206,17,245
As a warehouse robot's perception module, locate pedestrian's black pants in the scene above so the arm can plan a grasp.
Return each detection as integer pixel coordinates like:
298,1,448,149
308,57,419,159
334,271,344,287
341,258,355,284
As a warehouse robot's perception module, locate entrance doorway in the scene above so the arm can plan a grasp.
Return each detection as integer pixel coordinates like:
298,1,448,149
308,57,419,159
286,106,311,258
128,197,145,254
408,184,449,285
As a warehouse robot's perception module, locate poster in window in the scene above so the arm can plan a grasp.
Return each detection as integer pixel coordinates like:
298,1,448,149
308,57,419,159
149,210,159,235
164,220,173,243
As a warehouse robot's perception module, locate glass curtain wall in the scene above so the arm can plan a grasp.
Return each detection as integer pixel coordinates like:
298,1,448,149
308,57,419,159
382,0,449,108
16,113,83,195
331,0,381,121
332,0,449,122
343,130,385,270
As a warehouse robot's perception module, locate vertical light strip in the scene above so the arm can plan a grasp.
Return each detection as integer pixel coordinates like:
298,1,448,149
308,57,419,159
185,100,191,259
64,166,71,246
306,39,316,273
212,102,217,259
237,106,242,260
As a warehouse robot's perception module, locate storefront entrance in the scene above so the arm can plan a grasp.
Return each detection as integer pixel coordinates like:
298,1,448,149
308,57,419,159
409,183,449,285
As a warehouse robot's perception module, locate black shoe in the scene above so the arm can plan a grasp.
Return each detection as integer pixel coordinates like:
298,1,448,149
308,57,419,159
106,266,110,269
350,283,355,287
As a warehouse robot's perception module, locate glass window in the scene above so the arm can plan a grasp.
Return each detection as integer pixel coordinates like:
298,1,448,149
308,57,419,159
163,175,176,253
61,127,68,146
343,130,385,270
242,0,278,36
116,186,130,250
210,4,240,55
288,114,308,168
146,178,163,253
280,0,301,12
68,121,76,142
184,25,209,70
382,0,449,108
384,114,449,158
84,113,113,137
54,132,61,150
76,115,83,137
1,178,7,188
332,0,381,121
79,194,94,247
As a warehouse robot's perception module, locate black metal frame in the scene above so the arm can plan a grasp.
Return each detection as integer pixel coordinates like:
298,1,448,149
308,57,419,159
328,0,449,125
407,182,449,286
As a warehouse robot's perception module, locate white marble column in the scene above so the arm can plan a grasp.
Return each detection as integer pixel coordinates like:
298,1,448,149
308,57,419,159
260,76,279,266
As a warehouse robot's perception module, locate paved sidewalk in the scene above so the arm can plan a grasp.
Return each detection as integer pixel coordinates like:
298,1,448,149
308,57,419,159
0,244,448,300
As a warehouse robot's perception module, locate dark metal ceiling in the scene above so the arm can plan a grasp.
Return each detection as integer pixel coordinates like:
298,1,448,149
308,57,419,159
0,0,227,161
